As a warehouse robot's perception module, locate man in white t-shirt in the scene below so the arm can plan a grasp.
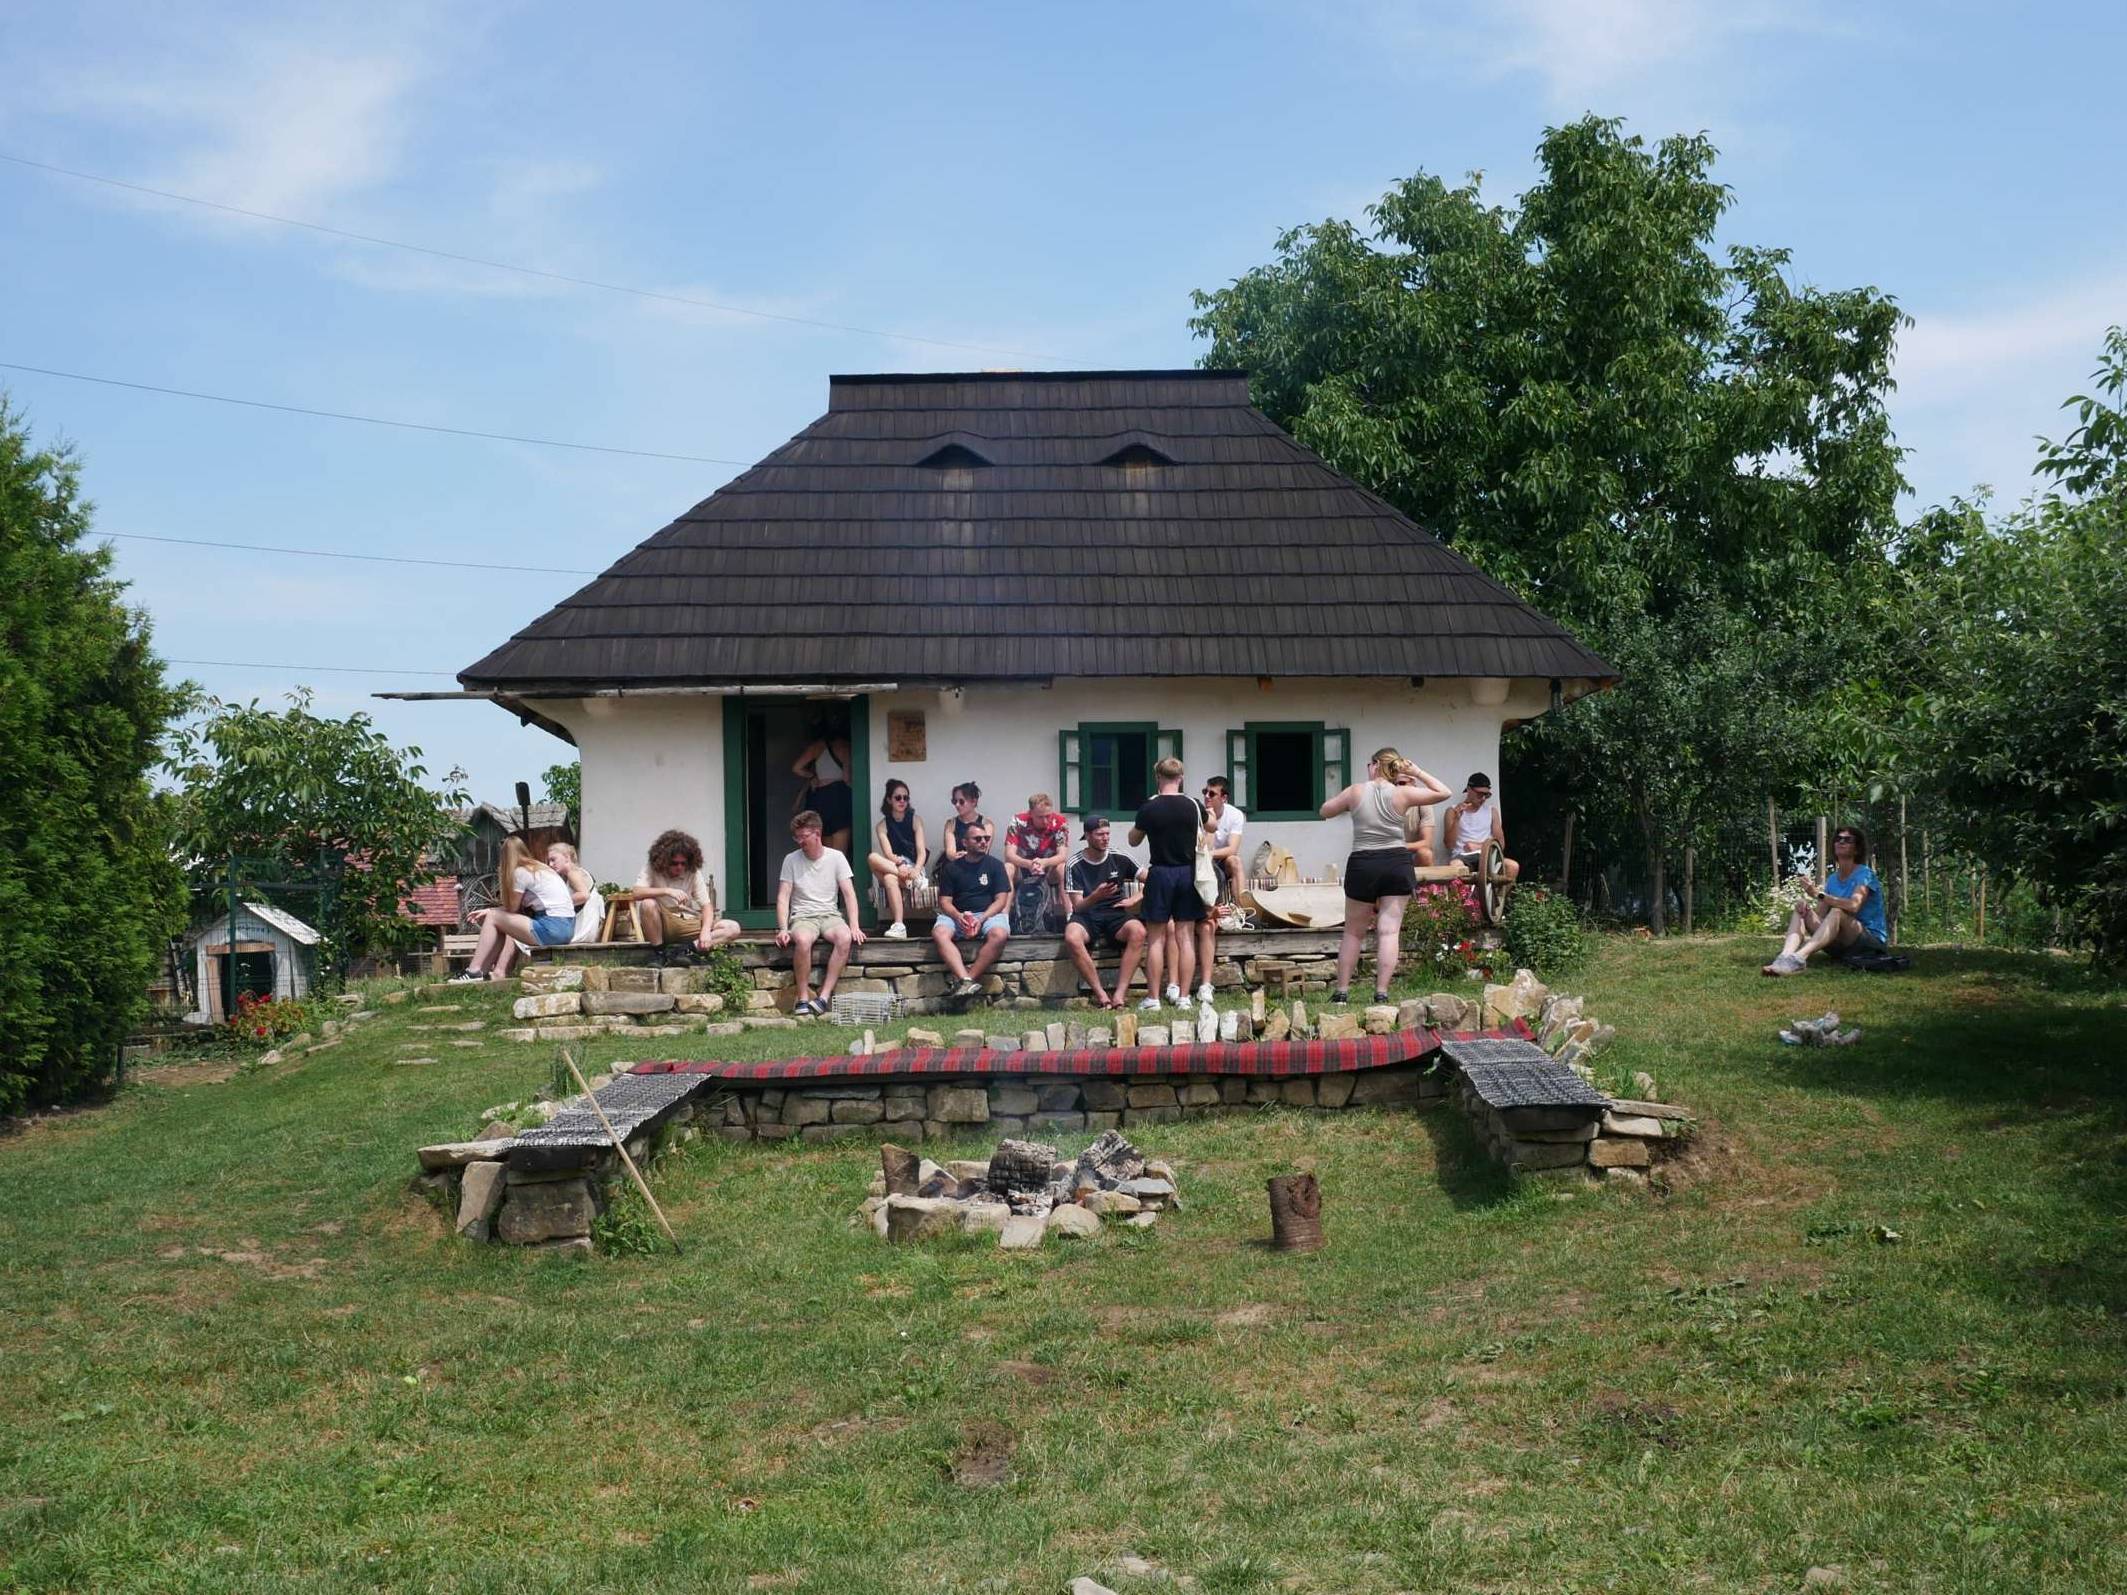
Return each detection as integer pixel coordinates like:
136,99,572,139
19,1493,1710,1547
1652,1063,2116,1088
776,808,865,1016
1189,776,1247,1005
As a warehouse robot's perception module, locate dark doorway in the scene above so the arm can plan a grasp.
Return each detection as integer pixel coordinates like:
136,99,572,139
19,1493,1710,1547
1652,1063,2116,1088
723,697,870,927
215,946,275,1018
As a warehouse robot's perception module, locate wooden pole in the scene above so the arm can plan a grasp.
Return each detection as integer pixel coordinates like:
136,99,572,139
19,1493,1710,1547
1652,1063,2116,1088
562,1048,682,1255
1977,869,1987,944
1816,815,1829,879
1683,845,1696,936
1923,831,1932,916
1768,797,1780,887
1266,1173,1324,1252
1561,810,1576,897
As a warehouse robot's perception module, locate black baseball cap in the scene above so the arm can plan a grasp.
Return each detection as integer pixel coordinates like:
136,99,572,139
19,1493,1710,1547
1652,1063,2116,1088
1466,773,1492,791
1084,815,1111,832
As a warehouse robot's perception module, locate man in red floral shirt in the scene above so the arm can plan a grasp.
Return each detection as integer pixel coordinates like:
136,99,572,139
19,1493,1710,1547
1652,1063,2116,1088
1004,791,1071,897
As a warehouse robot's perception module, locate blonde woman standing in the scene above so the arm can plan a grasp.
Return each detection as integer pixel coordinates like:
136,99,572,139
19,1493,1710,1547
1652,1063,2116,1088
1319,748,1451,1006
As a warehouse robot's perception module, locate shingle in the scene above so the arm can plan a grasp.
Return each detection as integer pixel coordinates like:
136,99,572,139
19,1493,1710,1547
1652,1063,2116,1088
460,369,1615,687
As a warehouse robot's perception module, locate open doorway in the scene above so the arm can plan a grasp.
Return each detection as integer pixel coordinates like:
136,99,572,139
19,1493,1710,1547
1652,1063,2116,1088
722,697,870,927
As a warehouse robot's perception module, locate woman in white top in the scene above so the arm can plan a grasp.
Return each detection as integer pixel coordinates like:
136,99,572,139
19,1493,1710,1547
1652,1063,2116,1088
546,842,606,944
1318,747,1451,1005
456,836,576,981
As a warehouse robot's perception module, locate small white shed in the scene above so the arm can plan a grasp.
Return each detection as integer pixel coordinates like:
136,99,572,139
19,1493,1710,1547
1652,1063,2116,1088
185,902,321,1022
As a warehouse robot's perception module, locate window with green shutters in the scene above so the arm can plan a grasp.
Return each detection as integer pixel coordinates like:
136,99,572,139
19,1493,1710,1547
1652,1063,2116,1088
1059,724,1183,816
1222,723,1349,819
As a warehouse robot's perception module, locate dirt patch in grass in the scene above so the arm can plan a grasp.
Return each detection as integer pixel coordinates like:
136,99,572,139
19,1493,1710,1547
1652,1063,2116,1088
949,1420,1016,1487
132,1059,246,1087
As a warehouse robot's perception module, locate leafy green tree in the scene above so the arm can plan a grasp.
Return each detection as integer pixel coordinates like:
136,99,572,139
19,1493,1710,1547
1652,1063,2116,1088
542,759,581,838
1908,331,2127,957
1192,118,1909,923
166,692,467,968
0,398,188,1112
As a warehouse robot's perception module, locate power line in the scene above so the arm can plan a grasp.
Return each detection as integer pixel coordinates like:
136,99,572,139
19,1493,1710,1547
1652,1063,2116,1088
0,360,753,465
166,657,459,678
0,150,1061,360
103,529,599,576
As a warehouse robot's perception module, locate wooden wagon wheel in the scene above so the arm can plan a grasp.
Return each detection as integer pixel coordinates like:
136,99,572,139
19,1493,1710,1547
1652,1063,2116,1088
456,873,498,928
1476,839,1513,927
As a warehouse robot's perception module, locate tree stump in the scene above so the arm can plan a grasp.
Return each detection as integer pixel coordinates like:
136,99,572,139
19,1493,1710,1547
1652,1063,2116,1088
880,1143,921,1197
1266,1173,1323,1252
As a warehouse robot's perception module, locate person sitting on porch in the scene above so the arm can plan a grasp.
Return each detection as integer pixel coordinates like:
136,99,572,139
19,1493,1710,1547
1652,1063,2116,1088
1005,791,1070,930
1764,825,1889,976
1443,773,1520,882
545,841,605,945
941,781,984,862
635,829,741,961
1062,815,1146,1010
866,778,928,941
931,817,1011,1000
455,836,575,981
1399,781,1437,868
777,809,866,1015
792,728,855,856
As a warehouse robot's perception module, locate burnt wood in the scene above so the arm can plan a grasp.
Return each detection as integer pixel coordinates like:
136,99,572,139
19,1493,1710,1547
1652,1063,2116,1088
460,370,1615,689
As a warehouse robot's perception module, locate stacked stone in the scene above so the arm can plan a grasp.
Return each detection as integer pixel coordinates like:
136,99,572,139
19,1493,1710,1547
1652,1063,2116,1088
1450,1076,1607,1179
854,1131,1181,1250
497,965,738,1044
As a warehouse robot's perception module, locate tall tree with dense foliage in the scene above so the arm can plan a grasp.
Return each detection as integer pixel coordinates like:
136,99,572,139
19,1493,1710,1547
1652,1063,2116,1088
0,399,188,1112
1905,330,2127,957
166,692,467,968
1191,117,1908,924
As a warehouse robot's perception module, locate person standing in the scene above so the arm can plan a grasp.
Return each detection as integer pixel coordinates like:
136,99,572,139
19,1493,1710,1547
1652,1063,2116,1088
1129,756,1206,1011
1061,815,1146,1010
865,779,928,940
930,817,1012,999
776,809,866,1015
1193,775,1247,1005
1319,748,1452,1005
792,727,855,856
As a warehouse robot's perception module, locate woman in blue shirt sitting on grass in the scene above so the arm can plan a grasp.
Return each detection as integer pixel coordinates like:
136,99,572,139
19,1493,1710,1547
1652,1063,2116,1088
1764,825,1890,975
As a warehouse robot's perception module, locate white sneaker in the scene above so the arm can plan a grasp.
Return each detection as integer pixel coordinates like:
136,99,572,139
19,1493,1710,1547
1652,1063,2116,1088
1137,996,1162,1012
448,971,484,984
1165,983,1182,1006
1171,991,1194,1011
884,921,908,939
1196,982,1214,1005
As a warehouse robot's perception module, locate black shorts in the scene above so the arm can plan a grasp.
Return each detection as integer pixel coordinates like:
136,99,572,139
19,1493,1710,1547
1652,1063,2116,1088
812,781,853,835
1345,847,1418,904
1069,911,1134,948
1140,863,1206,924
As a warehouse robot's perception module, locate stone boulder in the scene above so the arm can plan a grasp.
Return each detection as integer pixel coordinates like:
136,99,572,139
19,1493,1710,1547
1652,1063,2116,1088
583,991,676,1017
1046,1204,1102,1240
495,1178,594,1244
884,1196,962,1242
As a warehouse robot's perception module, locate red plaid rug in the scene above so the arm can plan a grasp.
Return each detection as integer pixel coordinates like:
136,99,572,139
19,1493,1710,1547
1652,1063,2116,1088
627,1022,1530,1084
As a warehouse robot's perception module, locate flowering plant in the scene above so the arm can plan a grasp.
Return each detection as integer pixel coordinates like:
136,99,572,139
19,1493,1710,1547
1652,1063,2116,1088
223,990,321,1044
1401,881,1499,982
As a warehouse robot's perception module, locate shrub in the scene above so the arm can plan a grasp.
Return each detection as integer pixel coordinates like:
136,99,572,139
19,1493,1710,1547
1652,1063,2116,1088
694,946,752,1009
1502,887,1589,979
223,992,324,1046
1400,883,1498,984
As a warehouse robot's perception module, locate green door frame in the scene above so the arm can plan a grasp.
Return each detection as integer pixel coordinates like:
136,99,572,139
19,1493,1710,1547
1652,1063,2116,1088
721,695,872,932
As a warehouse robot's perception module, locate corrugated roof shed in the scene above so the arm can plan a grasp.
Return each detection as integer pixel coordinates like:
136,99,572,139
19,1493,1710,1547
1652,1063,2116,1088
460,370,1614,688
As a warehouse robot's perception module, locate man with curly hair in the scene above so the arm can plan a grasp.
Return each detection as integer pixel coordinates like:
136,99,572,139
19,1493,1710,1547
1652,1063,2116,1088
635,829,741,961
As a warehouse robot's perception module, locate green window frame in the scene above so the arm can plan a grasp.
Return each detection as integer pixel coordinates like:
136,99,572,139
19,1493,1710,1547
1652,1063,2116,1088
1223,722,1349,820
1059,723,1182,817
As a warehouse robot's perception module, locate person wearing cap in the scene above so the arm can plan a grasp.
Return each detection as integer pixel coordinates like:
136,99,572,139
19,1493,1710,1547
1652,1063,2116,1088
1442,772,1520,882
1062,815,1146,1010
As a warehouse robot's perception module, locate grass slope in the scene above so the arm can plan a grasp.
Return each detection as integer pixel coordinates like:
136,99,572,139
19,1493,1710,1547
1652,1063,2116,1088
2,940,2123,1593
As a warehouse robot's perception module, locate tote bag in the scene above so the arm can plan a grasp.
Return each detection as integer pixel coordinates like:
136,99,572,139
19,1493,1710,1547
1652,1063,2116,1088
1192,799,1220,907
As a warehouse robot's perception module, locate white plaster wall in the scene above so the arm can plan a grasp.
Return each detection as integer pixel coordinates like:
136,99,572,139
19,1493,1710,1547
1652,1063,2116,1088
865,677,1545,878
542,696,725,888
546,677,1557,892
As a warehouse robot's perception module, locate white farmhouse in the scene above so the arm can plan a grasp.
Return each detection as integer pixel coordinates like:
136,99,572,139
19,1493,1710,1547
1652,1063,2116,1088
445,370,1613,929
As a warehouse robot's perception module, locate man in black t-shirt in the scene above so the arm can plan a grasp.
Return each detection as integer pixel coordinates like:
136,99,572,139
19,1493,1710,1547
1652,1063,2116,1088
1130,755,1206,1011
1062,815,1145,1010
929,819,1012,999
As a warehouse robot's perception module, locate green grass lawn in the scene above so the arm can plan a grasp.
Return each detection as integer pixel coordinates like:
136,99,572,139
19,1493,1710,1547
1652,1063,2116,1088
4,938,2124,1593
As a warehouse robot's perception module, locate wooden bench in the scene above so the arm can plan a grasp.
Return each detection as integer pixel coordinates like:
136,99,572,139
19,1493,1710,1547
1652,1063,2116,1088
439,932,481,974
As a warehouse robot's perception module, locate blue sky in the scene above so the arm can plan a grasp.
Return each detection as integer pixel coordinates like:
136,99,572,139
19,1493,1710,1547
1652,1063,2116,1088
5,0,2123,801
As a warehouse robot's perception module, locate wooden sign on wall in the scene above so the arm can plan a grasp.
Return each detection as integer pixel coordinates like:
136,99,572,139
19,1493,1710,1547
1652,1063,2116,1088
887,710,926,762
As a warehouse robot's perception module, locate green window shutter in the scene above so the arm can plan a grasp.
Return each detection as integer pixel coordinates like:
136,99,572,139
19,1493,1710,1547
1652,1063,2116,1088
1225,727,1249,810
1155,727,1183,768
1059,728,1084,814
1322,728,1350,800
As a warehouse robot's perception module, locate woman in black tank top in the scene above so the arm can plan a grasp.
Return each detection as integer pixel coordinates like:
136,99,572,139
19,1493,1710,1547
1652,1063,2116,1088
866,779,928,938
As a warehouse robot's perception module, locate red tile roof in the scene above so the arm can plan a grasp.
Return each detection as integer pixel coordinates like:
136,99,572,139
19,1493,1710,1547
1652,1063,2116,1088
402,878,460,927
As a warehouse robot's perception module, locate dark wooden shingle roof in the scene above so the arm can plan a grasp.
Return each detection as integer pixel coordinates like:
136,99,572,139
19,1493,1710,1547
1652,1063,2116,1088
460,370,1614,688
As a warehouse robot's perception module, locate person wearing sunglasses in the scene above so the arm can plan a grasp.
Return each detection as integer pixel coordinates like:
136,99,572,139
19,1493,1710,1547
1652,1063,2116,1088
1764,826,1889,975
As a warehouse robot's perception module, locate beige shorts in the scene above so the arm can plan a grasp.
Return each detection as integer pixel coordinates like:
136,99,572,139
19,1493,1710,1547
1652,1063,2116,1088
791,912,846,939
661,909,704,941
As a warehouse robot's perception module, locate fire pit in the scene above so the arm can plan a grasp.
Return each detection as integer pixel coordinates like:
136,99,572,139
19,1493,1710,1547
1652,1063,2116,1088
855,1130,1179,1250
